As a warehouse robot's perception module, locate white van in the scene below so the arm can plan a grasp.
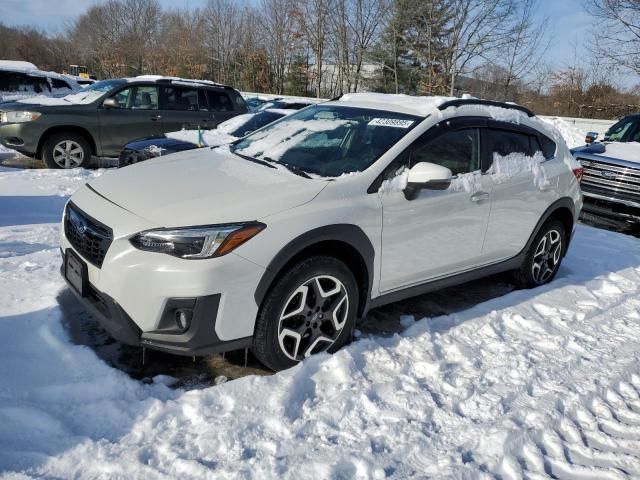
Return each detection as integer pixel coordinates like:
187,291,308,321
0,60,81,103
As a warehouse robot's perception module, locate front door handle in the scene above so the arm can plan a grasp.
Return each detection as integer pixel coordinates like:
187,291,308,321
150,115,162,121
470,191,490,202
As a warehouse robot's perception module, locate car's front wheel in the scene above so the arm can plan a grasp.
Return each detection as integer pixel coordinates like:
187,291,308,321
42,132,91,169
514,219,567,288
252,256,358,371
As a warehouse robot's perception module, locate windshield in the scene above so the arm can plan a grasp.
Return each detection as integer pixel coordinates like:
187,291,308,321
232,105,421,177
228,111,285,137
604,117,639,142
61,79,126,104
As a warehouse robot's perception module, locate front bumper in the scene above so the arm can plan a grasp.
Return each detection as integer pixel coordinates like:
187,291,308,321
0,122,43,156
580,191,640,231
60,186,265,355
61,263,253,356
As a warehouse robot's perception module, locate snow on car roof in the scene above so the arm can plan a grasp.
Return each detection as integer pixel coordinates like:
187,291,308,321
126,75,231,88
336,92,457,117
0,60,38,72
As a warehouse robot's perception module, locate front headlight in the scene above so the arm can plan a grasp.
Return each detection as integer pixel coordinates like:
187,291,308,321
0,111,41,124
130,222,265,259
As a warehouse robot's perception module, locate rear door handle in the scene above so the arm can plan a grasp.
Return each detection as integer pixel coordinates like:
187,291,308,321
150,115,162,121
470,191,490,202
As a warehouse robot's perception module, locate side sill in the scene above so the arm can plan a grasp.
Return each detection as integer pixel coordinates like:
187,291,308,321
367,253,524,311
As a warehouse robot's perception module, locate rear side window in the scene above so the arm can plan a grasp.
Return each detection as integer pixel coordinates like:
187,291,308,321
539,135,556,159
51,78,72,91
0,71,49,93
162,86,199,111
207,91,234,112
486,129,535,157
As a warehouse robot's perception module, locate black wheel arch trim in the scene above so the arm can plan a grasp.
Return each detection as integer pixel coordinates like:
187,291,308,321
253,224,375,317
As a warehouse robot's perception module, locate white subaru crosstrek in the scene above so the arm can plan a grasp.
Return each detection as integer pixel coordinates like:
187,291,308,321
61,94,583,371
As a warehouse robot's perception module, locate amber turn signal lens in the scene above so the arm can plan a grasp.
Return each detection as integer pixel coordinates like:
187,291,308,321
214,223,266,257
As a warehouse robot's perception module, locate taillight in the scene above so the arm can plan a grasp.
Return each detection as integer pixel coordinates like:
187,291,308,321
573,167,584,183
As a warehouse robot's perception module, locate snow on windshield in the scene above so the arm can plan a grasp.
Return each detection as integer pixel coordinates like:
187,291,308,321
234,117,352,160
233,106,420,177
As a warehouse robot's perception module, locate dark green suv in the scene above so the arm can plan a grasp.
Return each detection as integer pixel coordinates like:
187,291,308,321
0,76,247,168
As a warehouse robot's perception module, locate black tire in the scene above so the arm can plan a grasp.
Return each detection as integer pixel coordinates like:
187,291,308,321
513,219,567,288
252,256,358,372
42,132,91,169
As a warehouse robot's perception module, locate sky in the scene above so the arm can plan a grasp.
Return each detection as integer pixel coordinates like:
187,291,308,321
0,0,612,81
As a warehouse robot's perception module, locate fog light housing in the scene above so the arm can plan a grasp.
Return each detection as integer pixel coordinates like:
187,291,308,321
175,308,193,332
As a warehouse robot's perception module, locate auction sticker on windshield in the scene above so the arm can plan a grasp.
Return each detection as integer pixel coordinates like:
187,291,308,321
368,118,415,128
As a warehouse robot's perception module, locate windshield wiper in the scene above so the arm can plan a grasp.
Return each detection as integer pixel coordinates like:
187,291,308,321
263,157,312,179
231,150,276,169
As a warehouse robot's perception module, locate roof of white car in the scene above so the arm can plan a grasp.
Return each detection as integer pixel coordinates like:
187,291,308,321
0,60,39,72
335,92,458,117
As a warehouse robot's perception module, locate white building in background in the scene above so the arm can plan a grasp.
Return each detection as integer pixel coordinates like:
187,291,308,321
307,63,380,95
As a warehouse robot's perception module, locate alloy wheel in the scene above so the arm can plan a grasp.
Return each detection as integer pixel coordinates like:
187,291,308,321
52,140,85,168
531,229,562,284
277,275,349,361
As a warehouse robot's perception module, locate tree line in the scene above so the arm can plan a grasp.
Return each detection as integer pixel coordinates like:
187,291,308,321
1,0,639,118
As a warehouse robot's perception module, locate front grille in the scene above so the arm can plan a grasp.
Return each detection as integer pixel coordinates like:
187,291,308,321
578,157,640,198
64,203,113,268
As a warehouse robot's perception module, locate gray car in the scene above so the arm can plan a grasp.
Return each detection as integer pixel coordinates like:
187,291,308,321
0,76,247,168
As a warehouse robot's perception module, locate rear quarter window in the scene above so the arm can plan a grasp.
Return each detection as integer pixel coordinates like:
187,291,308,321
539,135,556,159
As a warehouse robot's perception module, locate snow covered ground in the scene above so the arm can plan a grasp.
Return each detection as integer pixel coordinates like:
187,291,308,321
1,164,640,479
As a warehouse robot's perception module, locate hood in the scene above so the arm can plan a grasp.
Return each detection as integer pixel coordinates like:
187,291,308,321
125,135,198,154
88,147,326,227
571,142,606,155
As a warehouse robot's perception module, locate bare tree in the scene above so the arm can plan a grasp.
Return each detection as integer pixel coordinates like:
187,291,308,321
441,0,516,95
349,0,388,91
260,0,300,94
295,0,333,97
589,0,640,74
498,0,550,100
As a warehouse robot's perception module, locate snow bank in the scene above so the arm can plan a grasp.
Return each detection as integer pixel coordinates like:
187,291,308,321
539,117,585,148
2,168,640,478
0,144,16,160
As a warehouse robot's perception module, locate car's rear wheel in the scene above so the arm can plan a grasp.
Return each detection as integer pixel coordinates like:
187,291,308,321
42,132,91,169
514,219,566,288
252,256,358,372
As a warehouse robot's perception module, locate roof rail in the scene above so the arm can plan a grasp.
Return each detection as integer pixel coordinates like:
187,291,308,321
438,99,534,117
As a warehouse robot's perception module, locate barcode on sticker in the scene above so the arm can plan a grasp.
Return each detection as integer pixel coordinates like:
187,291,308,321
368,118,414,128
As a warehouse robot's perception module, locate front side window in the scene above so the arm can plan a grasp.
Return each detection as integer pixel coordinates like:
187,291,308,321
412,128,480,176
232,105,421,178
130,86,158,110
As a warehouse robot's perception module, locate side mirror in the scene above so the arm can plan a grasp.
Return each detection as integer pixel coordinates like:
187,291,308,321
585,131,598,144
102,98,120,109
404,162,453,200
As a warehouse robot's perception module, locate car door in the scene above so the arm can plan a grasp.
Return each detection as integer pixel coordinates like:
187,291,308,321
378,118,493,292
480,123,560,262
98,84,163,156
159,85,215,131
